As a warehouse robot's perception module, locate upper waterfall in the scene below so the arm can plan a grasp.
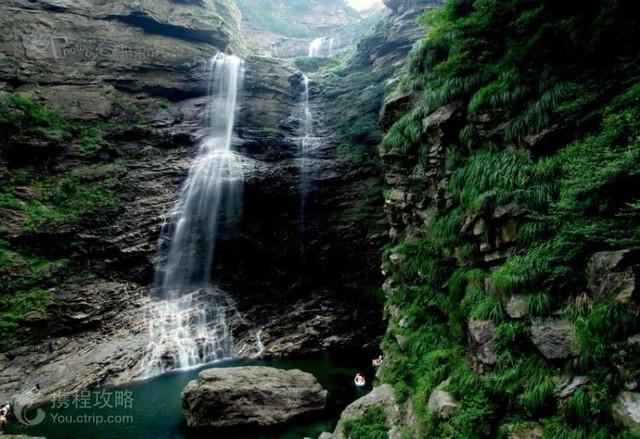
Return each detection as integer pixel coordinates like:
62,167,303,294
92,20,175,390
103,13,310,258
300,74,313,218
308,37,335,57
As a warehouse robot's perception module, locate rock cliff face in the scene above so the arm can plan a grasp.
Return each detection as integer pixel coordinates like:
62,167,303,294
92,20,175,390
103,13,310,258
235,0,361,58
0,0,385,403
0,0,243,113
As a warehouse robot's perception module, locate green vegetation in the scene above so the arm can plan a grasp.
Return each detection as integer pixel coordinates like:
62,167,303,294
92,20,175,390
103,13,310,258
378,0,640,436
320,61,395,166
0,93,69,141
0,287,53,351
335,184,384,225
294,57,340,73
0,93,134,351
0,92,127,157
0,165,128,231
343,406,389,439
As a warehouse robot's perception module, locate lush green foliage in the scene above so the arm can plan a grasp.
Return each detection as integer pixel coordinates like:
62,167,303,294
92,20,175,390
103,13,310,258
343,406,389,439
321,61,395,166
0,94,133,351
0,93,68,140
379,0,640,436
294,57,340,73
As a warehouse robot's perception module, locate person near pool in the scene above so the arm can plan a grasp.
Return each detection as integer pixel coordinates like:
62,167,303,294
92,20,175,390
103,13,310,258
0,403,9,426
372,354,383,367
354,373,366,386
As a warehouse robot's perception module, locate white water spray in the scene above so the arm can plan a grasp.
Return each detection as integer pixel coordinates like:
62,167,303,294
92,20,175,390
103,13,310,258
140,53,245,378
299,75,314,219
308,37,335,57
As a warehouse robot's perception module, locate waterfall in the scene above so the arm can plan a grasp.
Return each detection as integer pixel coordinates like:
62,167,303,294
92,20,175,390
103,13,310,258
140,53,245,378
299,75,313,221
308,38,323,57
308,37,335,57
155,53,244,291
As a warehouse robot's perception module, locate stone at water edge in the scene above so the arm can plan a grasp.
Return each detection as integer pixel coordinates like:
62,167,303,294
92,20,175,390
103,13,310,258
181,366,328,431
329,384,401,439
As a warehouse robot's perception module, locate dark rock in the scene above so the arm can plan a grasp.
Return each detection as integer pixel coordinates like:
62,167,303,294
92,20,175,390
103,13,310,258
522,125,565,156
21,311,48,325
483,250,509,264
379,90,422,131
529,318,579,360
0,208,28,238
422,103,463,135
181,366,328,431
586,247,640,305
500,423,544,439
460,212,481,236
555,375,588,399
468,319,497,370
493,203,526,221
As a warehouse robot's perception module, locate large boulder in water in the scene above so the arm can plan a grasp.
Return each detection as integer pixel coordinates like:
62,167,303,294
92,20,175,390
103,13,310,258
181,366,328,431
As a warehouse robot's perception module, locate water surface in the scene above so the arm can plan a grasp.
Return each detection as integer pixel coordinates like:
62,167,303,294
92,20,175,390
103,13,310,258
6,354,373,439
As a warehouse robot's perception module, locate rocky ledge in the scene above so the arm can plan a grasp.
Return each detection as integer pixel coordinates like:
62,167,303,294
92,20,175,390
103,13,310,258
320,384,408,439
181,366,328,431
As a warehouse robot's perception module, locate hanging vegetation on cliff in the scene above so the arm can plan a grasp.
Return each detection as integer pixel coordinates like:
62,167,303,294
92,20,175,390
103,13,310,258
378,0,640,437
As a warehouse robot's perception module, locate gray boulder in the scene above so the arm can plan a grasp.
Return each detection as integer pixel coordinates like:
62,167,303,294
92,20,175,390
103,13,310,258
586,247,640,305
612,391,640,436
181,366,328,431
468,319,497,372
331,384,399,439
506,294,529,319
555,375,588,399
529,318,579,360
427,379,458,419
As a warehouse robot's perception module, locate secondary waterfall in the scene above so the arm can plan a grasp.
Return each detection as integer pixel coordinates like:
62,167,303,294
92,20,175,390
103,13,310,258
308,37,335,57
300,74,313,212
140,53,245,378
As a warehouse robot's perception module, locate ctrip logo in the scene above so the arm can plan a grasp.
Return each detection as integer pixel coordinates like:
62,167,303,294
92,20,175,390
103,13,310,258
12,396,46,426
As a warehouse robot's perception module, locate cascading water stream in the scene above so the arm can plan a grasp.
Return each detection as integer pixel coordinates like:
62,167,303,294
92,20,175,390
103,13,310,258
308,37,335,57
300,74,313,215
139,53,245,378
